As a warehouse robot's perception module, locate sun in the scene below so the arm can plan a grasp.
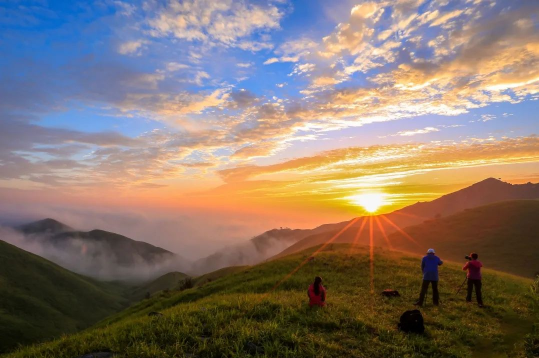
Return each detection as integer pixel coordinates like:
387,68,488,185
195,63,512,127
349,193,387,213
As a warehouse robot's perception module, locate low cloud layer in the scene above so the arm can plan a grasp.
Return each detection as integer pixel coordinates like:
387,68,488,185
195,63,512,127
0,226,188,282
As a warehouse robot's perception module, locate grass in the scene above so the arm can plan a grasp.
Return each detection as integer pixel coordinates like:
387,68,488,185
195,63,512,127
130,272,190,301
193,266,248,287
0,241,130,353
5,244,538,358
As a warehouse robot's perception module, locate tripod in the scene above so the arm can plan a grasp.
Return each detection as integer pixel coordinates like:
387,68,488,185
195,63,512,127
456,276,468,294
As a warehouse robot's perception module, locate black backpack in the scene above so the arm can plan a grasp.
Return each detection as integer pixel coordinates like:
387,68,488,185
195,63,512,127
398,310,424,333
382,289,400,297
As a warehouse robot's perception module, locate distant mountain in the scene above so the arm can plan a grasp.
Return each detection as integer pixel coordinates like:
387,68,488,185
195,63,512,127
49,229,175,266
395,178,539,219
12,219,186,282
191,227,338,274
387,200,539,277
272,179,539,260
0,240,129,353
17,218,72,235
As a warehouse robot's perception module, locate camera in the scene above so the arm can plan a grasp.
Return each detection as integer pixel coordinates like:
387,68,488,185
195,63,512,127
464,255,472,261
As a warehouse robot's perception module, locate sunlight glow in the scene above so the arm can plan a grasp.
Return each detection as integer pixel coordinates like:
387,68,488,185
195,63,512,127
349,193,387,213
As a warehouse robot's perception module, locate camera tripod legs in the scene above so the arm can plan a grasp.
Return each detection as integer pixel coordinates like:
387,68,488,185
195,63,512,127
456,277,468,294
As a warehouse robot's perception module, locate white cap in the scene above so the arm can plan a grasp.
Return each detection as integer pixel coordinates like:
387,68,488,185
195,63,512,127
427,248,435,254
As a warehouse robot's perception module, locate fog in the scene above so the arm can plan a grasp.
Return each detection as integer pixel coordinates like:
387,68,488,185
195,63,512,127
0,226,192,282
192,235,300,274
0,203,315,282
0,203,292,258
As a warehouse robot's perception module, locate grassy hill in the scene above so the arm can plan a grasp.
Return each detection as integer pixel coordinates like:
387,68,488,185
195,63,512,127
273,200,539,278
130,272,190,301
193,265,248,287
387,200,539,278
267,180,539,262
395,178,539,219
5,244,538,357
0,240,130,353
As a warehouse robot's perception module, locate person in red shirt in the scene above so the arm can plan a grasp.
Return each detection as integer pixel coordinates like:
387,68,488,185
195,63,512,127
308,276,326,307
463,252,484,307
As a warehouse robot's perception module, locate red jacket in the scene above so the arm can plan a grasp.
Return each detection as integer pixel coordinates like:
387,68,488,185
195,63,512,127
308,284,326,307
463,260,482,280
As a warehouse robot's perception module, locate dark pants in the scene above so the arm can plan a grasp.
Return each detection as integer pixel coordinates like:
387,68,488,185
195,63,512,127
418,280,439,305
466,279,483,305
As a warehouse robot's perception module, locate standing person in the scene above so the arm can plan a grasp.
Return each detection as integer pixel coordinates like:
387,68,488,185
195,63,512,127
415,248,443,306
308,276,326,307
463,253,484,308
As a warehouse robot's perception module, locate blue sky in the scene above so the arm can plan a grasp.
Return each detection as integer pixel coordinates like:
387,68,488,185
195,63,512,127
0,0,538,206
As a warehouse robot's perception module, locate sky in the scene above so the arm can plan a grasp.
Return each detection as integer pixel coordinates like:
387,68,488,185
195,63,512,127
0,0,538,256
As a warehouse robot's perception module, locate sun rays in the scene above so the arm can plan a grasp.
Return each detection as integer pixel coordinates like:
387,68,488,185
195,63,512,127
348,193,388,213
266,210,421,297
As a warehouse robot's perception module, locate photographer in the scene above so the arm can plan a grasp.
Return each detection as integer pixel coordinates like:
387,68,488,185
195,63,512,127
415,248,443,306
462,253,484,308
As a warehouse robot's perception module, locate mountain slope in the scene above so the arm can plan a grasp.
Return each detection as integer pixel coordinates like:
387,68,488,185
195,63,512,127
396,178,539,219
5,245,537,357
0,240,129,353
130,271,190,301
273,179,539,260
388,200,539,277
12,219,184,281
49,229,175,266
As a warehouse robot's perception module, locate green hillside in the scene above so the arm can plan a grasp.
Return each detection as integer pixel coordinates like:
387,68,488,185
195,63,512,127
130,272,190,301
388,200,539,277
192,265,248,288
5,245,538,357
0,241,130,353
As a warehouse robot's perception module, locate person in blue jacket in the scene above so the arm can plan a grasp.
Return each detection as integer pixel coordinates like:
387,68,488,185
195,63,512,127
415,248,443,306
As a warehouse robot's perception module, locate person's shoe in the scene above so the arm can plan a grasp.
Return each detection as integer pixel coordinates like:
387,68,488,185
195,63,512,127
414,301,423,306
478,304,484,308
466,300,472,304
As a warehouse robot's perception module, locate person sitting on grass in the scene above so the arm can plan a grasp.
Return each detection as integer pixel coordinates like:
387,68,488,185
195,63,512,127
463,252,484,308
308,276,326,307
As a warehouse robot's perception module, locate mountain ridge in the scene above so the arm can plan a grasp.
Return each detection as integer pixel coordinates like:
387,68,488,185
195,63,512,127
12,220,185,281
271,178,539,261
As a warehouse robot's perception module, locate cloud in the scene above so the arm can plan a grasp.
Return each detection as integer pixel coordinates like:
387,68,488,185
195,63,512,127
263,57,280,65
236,62,253,68
217,136,539,183
0,225,186,281
166,62,190,71
1,0,537,194
395,126,440,136
147,0,285,50
430,9,464,28
264,38,318,64
117,40,147,55
480,114,496,122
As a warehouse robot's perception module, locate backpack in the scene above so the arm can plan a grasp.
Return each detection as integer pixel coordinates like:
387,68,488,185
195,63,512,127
398,310,424,333
382,289,400,297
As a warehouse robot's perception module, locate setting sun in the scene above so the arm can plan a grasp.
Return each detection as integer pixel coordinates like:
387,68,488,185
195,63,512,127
349,193,387,213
